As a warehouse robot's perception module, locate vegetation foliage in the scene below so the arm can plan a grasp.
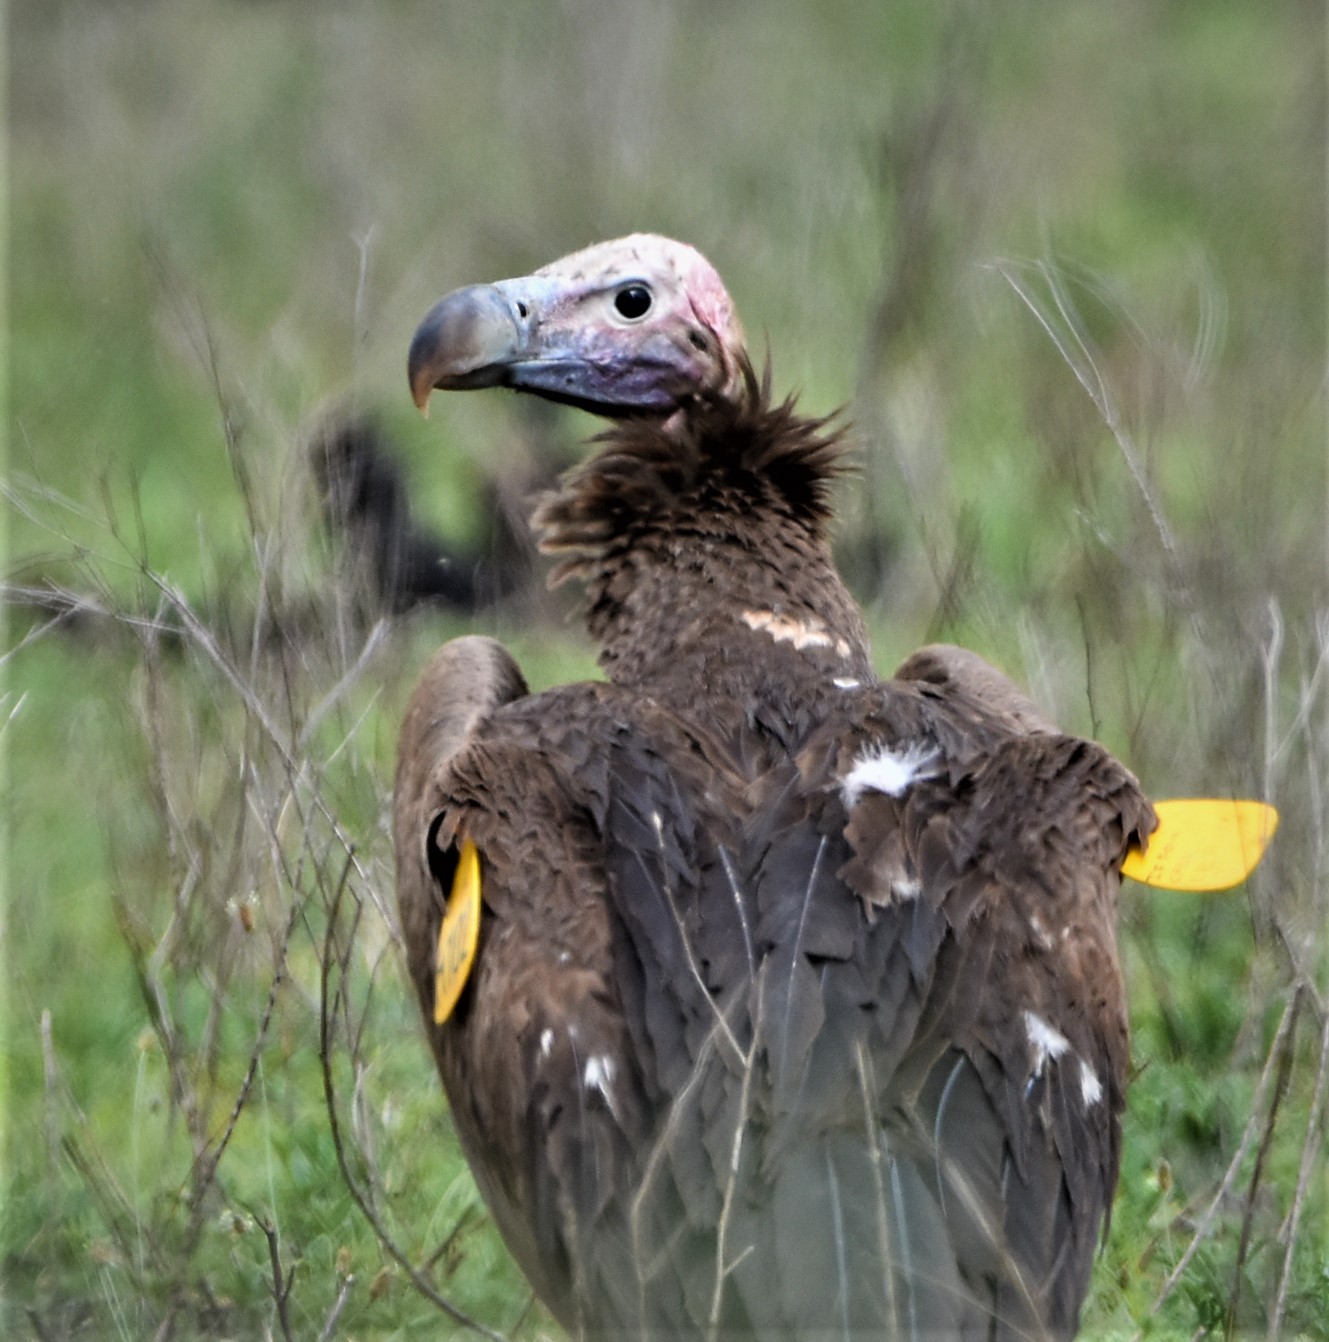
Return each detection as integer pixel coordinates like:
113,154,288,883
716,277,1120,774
6,1,1326,1338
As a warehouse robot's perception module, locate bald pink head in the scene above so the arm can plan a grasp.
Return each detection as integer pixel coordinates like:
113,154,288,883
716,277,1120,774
409,234,749,422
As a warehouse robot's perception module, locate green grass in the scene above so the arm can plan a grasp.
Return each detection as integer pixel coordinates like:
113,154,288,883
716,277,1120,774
7,1,1327,1338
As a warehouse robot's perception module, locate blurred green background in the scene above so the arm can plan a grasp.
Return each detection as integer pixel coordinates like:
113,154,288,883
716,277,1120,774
6,1,1326,1337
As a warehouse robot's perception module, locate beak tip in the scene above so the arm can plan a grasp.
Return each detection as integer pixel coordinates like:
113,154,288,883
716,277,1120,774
407,284,522,413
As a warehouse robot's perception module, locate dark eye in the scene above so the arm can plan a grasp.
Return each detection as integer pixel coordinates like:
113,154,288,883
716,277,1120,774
614,285,652,320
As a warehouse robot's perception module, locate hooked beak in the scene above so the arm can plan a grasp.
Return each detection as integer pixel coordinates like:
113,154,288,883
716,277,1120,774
408,283,533,411
408,269,719,419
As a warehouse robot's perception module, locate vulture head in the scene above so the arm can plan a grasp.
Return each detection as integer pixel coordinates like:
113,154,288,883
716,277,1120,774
408,234,748,423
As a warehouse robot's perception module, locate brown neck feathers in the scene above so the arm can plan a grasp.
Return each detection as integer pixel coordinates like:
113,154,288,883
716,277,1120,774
530,361,872,698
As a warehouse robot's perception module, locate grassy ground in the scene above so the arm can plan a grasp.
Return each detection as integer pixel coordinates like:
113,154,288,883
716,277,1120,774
6,0,1326,1337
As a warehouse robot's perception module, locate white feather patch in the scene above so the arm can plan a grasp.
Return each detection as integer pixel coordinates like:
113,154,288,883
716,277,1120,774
840,742,940,808
1023,1010,1071,1076
1079,1059,1103,1108
584,1055,620,1119
741,608,851,657
540,1029,554,1058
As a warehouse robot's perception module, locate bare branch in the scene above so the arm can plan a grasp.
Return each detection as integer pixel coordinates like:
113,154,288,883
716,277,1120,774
317,862,510,1342
317,1270,357,1342
1267,992,1329,1341
1135,992,1304,1332
1226,987,1301,1337
252,1209,299,1342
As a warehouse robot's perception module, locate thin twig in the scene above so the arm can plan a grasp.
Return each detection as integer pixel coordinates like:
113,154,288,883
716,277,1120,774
183,895,304,1243
707,974,762,1342
253,1210,298,1342
420,1204,481,1276
854,1040,899,1329
1135,993,1303,1333
317,1272,357,1342
297,617,390,751
1225,986,1301,1339
317,860,509,1342
990,258,1186,581
1267,989,1329,1341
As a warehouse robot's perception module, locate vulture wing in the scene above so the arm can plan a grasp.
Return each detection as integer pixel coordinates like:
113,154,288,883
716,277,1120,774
396,635,1152,1340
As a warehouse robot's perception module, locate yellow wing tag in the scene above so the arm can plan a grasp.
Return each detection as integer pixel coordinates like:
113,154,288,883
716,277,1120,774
434,838,482,1025
1122,799,1279,892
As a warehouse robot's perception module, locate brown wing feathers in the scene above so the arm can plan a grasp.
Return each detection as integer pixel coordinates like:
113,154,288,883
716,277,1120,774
395,239,1154,1340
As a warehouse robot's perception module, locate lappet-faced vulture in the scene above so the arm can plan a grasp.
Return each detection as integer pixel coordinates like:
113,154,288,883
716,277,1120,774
395,234,1156,1341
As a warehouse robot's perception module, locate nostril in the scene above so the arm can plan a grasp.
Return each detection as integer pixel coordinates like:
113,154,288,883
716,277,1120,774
516,301,529,319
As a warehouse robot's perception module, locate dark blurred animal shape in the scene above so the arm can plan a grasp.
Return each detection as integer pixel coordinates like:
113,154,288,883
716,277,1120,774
311,414,539,614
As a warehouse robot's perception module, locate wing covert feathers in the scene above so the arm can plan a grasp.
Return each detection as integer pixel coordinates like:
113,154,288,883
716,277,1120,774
395,637,1152,1340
